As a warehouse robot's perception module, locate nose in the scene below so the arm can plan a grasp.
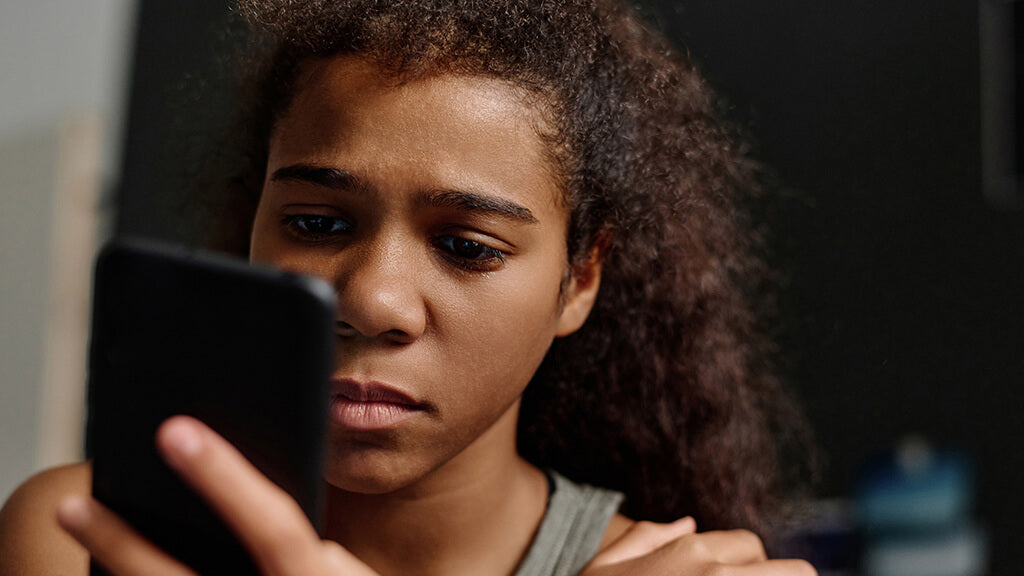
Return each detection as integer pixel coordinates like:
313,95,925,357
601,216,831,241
332,237,427,345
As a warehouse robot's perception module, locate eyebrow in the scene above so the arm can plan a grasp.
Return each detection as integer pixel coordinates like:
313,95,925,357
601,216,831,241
270,164,360,190
270,163,539,224
419,189,539,224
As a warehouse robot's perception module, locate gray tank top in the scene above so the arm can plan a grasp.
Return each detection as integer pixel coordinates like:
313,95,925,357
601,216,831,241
514,471,625,576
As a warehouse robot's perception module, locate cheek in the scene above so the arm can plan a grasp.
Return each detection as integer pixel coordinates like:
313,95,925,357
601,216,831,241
439,259,566,402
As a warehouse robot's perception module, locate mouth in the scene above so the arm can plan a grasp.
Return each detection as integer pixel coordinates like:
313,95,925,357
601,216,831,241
329,379,428,431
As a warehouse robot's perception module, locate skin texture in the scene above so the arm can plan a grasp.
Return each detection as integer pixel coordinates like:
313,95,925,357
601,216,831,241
0,57,816,576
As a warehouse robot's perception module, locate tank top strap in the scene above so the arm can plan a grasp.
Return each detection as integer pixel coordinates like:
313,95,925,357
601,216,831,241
514,470,625,576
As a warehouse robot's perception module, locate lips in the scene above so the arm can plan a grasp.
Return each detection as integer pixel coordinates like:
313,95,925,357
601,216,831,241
333,379,419,405
329,379,427,430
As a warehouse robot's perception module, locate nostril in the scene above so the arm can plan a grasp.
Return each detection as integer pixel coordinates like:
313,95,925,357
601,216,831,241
382,328,414,345
335,321,359,337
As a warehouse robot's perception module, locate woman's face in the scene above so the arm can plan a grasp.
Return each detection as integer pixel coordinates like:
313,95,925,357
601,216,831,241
249,56,599,493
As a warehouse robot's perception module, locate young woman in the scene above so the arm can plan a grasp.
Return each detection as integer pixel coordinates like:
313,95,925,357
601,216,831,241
0,1,815,574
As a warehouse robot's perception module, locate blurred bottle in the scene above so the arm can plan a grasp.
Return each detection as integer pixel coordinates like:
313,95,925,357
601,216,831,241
856,436,987,576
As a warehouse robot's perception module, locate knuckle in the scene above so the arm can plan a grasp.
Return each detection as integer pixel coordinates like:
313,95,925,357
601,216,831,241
728,529,766,557
672,534,710,558
728,528,756,541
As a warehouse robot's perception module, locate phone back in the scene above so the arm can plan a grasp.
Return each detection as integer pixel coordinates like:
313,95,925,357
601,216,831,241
87,240,334,575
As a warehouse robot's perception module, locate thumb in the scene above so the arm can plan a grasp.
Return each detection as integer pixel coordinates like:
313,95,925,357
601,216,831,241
584,516,697,570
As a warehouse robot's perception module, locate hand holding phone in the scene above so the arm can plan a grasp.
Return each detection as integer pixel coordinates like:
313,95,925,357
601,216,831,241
60,415,381,576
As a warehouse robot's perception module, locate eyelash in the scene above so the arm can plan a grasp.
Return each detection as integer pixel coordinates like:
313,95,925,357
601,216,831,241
280,215,507,271
433,236,507,271
281,214,353,241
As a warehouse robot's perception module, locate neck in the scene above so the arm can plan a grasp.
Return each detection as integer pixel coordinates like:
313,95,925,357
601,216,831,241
323,402,549,576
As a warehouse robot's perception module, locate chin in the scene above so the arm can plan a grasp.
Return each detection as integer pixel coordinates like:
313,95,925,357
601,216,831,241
322,442,431,495
324,468,410,495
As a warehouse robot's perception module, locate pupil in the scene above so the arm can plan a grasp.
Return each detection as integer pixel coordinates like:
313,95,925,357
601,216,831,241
307,217,331,233
455,238,485,259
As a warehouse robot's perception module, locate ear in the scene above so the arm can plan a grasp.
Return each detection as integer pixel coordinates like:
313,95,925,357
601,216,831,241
555,240,608,338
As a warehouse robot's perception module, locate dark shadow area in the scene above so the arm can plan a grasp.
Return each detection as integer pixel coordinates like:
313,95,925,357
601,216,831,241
660,1,1023,571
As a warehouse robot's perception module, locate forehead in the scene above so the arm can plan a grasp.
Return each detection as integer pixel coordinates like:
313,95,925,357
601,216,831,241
269,55,564,206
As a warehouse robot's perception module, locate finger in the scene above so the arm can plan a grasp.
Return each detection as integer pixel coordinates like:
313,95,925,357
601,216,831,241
56,496,197,576
672,529,768,565
156,415,322,574
586,517,698,568
732,559,818,575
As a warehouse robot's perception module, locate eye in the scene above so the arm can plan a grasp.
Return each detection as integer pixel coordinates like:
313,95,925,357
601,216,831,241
435,235,506,270
282,214,353,240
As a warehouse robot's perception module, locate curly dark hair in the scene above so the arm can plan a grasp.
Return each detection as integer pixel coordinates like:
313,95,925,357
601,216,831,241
203,0,812,536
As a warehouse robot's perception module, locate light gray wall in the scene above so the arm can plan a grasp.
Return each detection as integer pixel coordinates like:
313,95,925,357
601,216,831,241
0,0,132,151
0,0,134,502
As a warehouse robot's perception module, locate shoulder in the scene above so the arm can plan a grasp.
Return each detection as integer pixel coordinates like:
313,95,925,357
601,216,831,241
0,462,91,576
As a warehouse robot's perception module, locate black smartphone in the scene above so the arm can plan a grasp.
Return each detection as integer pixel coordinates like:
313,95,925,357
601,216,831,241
86,239,335,575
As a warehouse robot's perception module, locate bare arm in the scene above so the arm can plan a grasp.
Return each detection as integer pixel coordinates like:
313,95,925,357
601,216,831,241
0,462,91,576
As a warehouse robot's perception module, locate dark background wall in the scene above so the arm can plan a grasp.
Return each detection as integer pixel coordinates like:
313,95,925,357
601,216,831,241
659,1,1023,570
115,0,1023,571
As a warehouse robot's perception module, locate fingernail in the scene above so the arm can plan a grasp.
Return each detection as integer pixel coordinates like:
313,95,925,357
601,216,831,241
161,418,203,466
57,496,91,529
